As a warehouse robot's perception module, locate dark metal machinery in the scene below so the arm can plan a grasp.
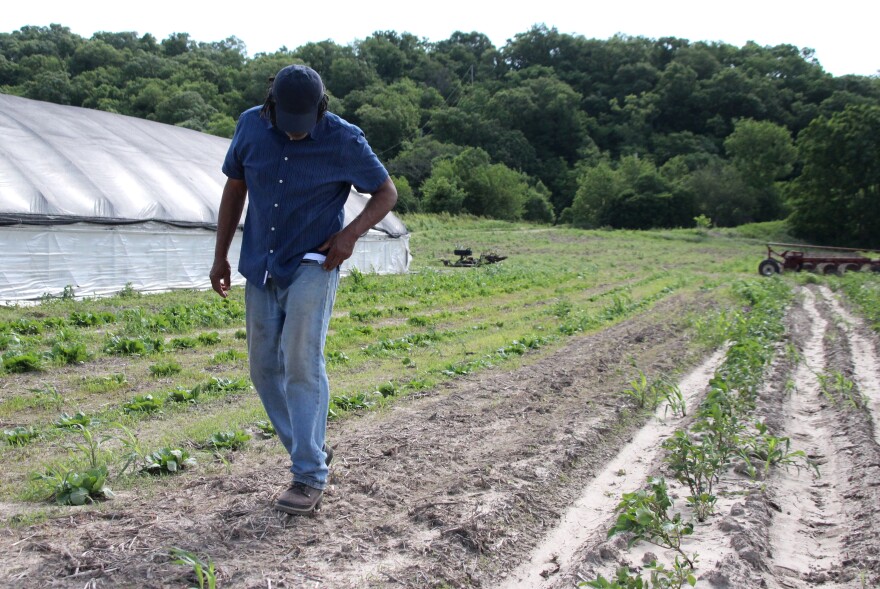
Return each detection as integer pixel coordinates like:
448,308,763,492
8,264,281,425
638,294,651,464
759,242,880,276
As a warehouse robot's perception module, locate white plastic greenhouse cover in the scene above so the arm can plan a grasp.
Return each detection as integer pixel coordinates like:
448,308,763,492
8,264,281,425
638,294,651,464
0,93,411,301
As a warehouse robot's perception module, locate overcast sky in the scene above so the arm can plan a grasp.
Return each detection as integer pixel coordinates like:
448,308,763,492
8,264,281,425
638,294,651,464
3,0,878,77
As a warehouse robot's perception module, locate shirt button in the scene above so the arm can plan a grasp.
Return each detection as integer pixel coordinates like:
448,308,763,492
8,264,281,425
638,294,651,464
274,203,279,207
284,157,288,161
269,249,274,253
271,227,275,231
278,179,283,183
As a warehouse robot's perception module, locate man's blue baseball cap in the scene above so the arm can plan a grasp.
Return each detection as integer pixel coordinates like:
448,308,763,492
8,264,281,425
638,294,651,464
273,65,324,134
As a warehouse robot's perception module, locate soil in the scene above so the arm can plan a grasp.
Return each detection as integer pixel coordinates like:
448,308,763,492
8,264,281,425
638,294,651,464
1,285,879,589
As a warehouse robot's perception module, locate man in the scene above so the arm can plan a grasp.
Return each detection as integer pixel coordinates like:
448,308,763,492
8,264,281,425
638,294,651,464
209,64,397,515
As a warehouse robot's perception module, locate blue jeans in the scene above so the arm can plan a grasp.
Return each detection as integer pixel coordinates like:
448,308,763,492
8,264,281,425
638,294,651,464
245,262,339,489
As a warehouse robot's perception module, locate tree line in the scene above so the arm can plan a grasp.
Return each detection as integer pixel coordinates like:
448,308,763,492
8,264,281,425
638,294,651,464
1,24,879,247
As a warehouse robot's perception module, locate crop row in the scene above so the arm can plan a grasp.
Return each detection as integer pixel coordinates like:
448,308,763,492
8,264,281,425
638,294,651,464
585,278,809,588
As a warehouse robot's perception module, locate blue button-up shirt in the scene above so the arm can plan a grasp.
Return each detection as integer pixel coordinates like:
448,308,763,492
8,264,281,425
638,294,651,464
222,107,389,288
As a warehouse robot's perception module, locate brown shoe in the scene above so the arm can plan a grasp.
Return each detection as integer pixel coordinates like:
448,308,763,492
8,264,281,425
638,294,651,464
275,482,323,515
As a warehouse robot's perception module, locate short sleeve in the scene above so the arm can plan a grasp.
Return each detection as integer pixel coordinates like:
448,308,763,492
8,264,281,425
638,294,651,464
344,130,389,194
221,115,246,179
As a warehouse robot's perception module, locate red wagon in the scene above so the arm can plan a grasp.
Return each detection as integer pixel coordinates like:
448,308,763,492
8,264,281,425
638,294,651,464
758,243,880,276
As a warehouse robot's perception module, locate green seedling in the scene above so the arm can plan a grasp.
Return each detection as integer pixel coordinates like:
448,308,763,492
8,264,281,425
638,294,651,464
210,349,246,364
608,477,695,567
254,420,276,438
169,337,198,349
197,332,221,345
49,341,91,364
739,421,816,478
622,370,655,409
123,394,163,414
169,547,217,589
33,465,114,506
657,378,686,418
3,426,39,446
142,447,196,474
54,411,94,429
818,370,864,410
167,386,200,403
3,352,42,373
662,430,720,522
33,425,115,505
326,350,350,364
150,360,182,377
208,430,251,450
80,373,128,393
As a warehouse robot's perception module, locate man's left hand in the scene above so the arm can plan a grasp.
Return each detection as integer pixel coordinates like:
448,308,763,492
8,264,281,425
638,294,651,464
317,227,358,270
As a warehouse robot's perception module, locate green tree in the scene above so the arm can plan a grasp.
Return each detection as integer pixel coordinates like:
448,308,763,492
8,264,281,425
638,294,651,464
788,105,880,247
724,118,796,221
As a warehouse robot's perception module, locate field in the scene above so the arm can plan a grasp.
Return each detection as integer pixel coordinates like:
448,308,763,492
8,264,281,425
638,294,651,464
0,216,878,588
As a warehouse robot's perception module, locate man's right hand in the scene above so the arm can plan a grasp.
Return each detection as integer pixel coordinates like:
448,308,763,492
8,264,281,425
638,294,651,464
210,258,232,298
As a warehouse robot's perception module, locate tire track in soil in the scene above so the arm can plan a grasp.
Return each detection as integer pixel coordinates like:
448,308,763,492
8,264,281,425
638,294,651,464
767,286,847,587
818,285,880,443
499,348,727,589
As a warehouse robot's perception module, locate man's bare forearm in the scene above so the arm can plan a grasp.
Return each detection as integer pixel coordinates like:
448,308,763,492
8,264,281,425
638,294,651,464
214,178,248,260
346,177,398,237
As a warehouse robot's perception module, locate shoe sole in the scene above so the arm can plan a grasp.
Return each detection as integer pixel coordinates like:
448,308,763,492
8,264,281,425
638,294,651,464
275,497,322,515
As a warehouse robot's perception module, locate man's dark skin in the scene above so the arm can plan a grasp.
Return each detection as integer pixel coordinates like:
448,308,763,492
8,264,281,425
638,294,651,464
209,130,398,297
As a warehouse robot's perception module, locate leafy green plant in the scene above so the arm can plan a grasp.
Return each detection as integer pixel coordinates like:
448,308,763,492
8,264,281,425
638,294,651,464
377,381,398,398
167,386,200,403
32,425,115,505
662,431,720,522
622,370,655,409
210,349,246,364
169,337,199,350
608,477,695,567
197,331,221,345
80,373,128,393
33,465,114,505
4,426,39,446
582,559,697,589
208,429,251,450
54,411,94,429
234,329,247,339
656,377,686,417
818,370,864,410
49,341,91,364
104,334,163,355
191,376,250,396
117,282,141,299
739,421,815,478
69,310,117,327
254,420,276,437
32,384,63,409
2,352,42,373
150,359,182,377
326,350,350,364
169,547,217,589
123,394,163,414
142,447,196,474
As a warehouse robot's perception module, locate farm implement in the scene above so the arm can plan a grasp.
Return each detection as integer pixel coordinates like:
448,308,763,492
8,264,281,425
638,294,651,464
758,242,880,276
441,248,508,267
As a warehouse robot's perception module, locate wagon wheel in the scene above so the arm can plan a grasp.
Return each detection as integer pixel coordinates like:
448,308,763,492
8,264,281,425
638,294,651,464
758,259,781,276
871,264,880,273
800,262,816,273
843,263,861,273
822,264,840,275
